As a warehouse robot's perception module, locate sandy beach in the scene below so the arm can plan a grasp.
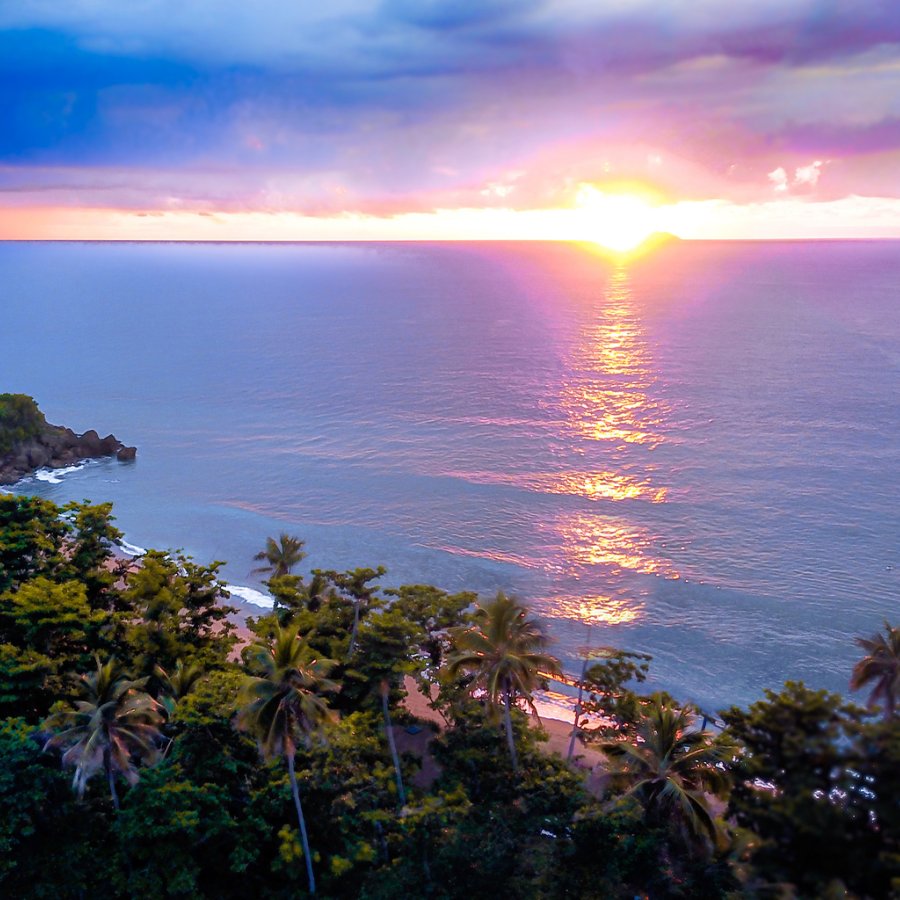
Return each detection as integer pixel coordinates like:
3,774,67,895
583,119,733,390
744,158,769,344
399,675,606,779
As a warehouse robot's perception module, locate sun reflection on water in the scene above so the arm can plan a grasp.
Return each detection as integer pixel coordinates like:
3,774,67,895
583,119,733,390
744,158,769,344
555,471,667,503
543,592,645,626
552,511,679,578
443,468,667,503
537,262,674,628
560,265,668,448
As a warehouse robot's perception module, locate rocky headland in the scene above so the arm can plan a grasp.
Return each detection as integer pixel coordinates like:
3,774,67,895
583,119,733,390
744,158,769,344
0,393,136,485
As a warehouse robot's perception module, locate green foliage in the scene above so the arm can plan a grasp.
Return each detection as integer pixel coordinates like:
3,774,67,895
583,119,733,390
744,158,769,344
562,801,738,900
0,492,897,898
851,619,900,719
341,607,420,711
448,592,561,715
851,716,900,894
0,643,53,718
0,393,46,454
253,532,307,578
722,681,887,897
154,657,206,718
0,718,65,878
0,577,109,717
173,666,243,726
264,572,308,620
385,583,475,670
115,763,247,898
0,577,104,659
320,565,387,657
448,592,561,771
43,657,165,807
0,494,68,592
61,500,123,605
237,624,338,761
121,550,237,676
237,623,339,895
0,495,124,601
0,717,116,899
580,648,651,737
415,713,586,899
602,695,733,852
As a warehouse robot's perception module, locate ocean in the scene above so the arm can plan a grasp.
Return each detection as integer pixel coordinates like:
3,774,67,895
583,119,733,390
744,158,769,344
2,239,898,713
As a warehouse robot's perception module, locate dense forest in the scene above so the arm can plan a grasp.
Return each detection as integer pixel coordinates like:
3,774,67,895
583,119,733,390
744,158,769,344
0,493,897,898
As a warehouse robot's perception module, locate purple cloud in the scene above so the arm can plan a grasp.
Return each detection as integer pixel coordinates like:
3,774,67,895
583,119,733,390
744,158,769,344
1,1,900,213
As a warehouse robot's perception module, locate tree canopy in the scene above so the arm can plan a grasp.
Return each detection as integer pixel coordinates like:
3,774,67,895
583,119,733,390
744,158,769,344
0,491,896,898
0,394,46,454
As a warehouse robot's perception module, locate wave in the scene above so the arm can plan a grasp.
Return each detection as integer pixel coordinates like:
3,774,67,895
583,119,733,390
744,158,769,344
423,542,539,569
118,539,147,557
227,584,274,609
32,463,87,484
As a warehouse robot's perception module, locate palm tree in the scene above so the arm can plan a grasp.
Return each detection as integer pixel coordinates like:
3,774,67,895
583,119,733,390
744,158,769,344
252,533,307,578
154,658,205,717
602,696,731,847
851,621,900,719
304,570,336,612
237,624,337,896
43,657,164,809
446,592,560,773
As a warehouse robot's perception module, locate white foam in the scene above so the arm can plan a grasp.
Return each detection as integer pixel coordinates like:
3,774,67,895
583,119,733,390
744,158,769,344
33,464,85,484
228,584,274,609
118,539,147,557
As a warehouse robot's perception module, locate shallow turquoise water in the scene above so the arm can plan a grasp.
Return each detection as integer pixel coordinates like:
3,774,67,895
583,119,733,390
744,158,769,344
2,240,898,711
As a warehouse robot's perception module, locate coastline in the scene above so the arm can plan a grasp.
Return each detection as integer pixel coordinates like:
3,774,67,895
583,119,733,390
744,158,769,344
0,394,135,485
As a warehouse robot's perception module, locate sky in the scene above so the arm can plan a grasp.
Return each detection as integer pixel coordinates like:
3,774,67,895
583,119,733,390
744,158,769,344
2,0,900,241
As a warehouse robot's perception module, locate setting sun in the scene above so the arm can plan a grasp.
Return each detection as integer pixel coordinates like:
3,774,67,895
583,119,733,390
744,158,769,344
575,184,659,252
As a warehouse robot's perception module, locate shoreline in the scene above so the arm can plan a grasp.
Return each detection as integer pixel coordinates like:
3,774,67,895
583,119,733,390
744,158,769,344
400,674,606,774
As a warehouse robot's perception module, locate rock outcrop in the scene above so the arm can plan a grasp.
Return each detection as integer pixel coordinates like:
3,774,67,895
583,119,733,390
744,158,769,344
0,395,136,485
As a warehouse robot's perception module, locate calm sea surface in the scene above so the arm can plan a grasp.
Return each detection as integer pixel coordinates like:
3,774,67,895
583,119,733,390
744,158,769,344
2,240,898,712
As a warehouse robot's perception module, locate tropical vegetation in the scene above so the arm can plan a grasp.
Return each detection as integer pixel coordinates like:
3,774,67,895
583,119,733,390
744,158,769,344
447,592,560,772
851,620,900,720
0,493,896,898
0,393,46,454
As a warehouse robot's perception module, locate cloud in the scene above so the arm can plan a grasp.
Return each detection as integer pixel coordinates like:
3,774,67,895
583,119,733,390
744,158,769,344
767,160,826,194
1,1,900,223
794,160,823,186
768,167,789,192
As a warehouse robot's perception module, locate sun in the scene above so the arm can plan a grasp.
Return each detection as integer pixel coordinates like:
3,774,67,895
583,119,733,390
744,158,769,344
574,184,659,252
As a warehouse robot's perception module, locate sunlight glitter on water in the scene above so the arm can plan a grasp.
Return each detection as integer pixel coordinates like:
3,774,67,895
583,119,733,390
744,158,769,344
542,593,645,626
551,511,680,578
560,266,669,447
443,468,667,502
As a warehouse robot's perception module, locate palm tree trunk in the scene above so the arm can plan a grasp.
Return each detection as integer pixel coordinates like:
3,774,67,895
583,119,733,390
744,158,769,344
347,601,360,657
568,624,592,762
286,751,316,895
381,681,406,807
104,749,120,810
567,657,589,762
503,683,519,773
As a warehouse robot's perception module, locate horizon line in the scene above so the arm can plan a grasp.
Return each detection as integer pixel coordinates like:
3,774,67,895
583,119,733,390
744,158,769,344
3,236,900,246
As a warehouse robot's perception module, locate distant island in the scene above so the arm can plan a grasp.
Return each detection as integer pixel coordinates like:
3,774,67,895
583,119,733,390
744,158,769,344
637,231,681,251
0,393,135,485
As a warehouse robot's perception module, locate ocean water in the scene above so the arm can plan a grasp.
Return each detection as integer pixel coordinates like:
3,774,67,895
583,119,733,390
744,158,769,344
2,240,898,713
